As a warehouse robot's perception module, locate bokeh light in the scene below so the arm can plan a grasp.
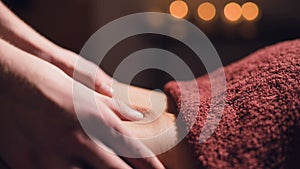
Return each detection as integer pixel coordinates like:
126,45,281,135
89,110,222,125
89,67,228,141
224,2,242,22
197,2,216,21
169,0,188,19
242,2,259,21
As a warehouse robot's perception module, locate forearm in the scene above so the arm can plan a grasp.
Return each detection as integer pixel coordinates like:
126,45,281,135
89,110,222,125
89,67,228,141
0,38,72,112
0,2,113,96
0,1,64,62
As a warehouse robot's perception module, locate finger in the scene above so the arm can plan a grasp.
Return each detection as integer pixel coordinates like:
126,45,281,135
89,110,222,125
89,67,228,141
111,99,144,121
80,140,132,169
95,77,113,97
89,102,165,169
73,57,113,97
96,94,144,121
110,125,165,169
94,68,114,97
72,131,132,169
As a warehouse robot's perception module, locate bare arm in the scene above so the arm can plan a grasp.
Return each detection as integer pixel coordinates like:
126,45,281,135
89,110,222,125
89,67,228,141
0,38,164,169
0,1,59,61
0,1,112,96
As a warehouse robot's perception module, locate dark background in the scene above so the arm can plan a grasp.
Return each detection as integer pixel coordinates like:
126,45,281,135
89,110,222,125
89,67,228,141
3,0,300,89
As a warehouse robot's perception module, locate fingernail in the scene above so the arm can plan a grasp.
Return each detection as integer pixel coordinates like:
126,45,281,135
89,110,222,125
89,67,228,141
128,109,144,120
121,102,144,120
114,100,144,121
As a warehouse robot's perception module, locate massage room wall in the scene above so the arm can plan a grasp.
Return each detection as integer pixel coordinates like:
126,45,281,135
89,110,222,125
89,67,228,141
3,0,300,90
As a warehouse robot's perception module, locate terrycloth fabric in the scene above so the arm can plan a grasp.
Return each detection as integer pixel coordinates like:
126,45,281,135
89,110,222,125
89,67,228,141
164,40,300,169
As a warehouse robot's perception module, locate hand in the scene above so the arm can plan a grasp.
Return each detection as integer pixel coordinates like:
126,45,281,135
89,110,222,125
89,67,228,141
49,48,114,97
0,39,164,169
114,84,199,169
0,1,113,97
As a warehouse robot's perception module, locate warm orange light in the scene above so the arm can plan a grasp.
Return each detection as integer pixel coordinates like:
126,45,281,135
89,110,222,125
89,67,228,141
169,1,188,19
224,2,242,22
242,2,259,21
197,2,216,21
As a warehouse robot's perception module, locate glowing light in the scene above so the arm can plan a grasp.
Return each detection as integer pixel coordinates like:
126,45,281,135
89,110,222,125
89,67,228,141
197,2,216,21
242,2,259,21
224,2,242,22
169,1,188,19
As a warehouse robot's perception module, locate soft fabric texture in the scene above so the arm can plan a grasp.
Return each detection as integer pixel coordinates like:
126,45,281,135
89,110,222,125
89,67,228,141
164,39,300,169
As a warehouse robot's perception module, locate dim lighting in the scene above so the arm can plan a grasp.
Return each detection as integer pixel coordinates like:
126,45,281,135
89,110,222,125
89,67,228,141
169,0,188,19
224,2,242,22
197,2,216,21
146,11,165,28
170,23,188,40
242,2,259,21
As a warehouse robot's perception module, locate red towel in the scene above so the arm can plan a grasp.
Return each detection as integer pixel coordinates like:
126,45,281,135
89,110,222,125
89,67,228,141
164,39,300,168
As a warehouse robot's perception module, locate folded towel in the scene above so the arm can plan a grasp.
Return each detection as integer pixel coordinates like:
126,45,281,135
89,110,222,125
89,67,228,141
164,39,300,169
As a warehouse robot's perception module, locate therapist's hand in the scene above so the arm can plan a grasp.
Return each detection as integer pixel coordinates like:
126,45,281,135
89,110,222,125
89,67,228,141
49,48,114,97
0,1,113,97
0,39,164,169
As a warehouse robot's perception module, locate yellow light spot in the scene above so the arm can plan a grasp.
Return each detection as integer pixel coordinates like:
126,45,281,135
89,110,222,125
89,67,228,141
242,2,259,21
197,2,216,21
169,1,188,19
224,2,242,22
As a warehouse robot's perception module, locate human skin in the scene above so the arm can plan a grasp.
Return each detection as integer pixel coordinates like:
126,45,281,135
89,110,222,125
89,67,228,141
121,40,300,169
0,2,196,167
0,2,167,168
114,83,199,169
0,1,112,96
0,38,164,169
0,40,196,168
0,36,196,168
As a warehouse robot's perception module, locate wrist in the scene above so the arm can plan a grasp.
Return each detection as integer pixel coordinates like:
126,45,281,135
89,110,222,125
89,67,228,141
24,39,65,66
45,47,77,76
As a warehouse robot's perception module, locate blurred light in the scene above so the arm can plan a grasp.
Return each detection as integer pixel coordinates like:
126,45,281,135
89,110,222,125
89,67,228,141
242,2,259,21
197,2,216,21
224,2,242,22
169,1,188,19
